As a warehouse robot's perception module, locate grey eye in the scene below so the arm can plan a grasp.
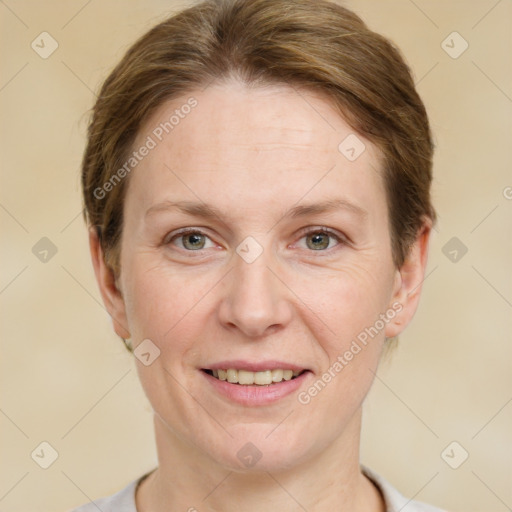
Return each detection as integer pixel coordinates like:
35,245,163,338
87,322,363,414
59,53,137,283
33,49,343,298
182,232,206,250
305,232,331,250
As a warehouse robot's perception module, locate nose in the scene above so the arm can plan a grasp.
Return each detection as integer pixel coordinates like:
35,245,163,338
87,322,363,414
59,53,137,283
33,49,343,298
217,248,293,338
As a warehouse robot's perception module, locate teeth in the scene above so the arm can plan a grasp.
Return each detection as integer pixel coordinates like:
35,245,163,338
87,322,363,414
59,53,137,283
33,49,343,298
272,369,283,382
238,370,254,385
209,368,303,385
255,370,272,385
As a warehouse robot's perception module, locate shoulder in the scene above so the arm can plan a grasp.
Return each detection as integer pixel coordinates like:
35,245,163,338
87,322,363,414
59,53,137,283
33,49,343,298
362,465,447,512
67,475,143,512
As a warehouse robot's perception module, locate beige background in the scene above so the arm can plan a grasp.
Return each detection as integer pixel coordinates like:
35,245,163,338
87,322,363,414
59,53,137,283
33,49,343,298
1,1,511,511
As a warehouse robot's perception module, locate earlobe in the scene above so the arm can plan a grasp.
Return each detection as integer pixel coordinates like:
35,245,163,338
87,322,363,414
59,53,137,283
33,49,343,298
88,227,131,339
384,220,432,339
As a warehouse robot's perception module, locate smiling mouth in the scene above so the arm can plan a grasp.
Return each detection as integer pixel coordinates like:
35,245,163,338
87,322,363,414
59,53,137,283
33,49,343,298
202,368,307,385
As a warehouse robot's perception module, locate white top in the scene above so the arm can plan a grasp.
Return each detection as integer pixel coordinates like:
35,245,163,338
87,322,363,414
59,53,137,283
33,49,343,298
70,466,446,511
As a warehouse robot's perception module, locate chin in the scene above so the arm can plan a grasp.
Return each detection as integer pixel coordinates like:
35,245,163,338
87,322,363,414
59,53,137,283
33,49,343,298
202,424,316,474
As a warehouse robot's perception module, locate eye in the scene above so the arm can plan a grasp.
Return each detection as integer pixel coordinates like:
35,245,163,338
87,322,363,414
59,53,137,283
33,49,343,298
164,227,346,254
165,228,216,251
297,227,345,252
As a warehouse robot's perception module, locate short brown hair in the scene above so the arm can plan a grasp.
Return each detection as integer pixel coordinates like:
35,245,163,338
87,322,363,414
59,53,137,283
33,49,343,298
82,0,436,274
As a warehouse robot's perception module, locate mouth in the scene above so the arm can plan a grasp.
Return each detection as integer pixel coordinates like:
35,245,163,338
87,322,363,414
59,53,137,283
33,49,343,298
202,368,307,386
200,361,312,405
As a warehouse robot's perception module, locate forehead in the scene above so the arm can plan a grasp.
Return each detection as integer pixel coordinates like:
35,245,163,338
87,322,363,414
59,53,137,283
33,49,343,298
128,81,385,214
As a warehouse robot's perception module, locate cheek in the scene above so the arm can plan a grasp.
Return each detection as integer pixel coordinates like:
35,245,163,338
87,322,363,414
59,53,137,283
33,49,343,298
296,265,392,412
296,257,394,344
123,257,217,348
295,264,394,413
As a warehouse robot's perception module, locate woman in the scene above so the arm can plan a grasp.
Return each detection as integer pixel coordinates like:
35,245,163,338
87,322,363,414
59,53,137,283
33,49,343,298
74,0,444,510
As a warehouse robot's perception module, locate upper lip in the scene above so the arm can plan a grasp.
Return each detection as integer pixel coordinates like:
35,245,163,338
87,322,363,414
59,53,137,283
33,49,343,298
203,360,308,373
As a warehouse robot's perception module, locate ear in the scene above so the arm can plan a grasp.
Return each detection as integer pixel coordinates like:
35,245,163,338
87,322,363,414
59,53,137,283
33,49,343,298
88,227,131,339
385,219,432,339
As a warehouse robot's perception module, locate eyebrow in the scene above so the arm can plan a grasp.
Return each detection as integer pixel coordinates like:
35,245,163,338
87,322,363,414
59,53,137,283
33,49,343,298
144,198,368,221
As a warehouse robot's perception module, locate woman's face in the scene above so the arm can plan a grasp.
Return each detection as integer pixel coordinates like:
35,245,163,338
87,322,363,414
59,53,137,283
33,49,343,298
94,81,429,472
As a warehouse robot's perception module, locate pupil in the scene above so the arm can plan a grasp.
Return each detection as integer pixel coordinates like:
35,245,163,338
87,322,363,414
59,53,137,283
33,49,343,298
308,232,329,250
185,233,204,249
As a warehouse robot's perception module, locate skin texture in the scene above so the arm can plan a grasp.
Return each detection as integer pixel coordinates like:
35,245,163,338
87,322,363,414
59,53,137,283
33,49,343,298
89,80,431,511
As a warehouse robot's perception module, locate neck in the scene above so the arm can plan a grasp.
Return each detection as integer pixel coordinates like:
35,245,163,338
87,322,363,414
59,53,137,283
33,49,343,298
136,410,384,512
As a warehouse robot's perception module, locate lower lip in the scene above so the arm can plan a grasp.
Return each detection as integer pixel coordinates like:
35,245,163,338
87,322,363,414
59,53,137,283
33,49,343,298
201,370,311,406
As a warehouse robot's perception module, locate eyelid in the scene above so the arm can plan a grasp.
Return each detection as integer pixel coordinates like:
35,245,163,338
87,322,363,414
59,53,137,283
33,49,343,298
296,225,346,240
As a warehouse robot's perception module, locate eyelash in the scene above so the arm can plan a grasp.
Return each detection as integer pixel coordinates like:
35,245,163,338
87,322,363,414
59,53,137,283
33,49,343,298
164,226,347,255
